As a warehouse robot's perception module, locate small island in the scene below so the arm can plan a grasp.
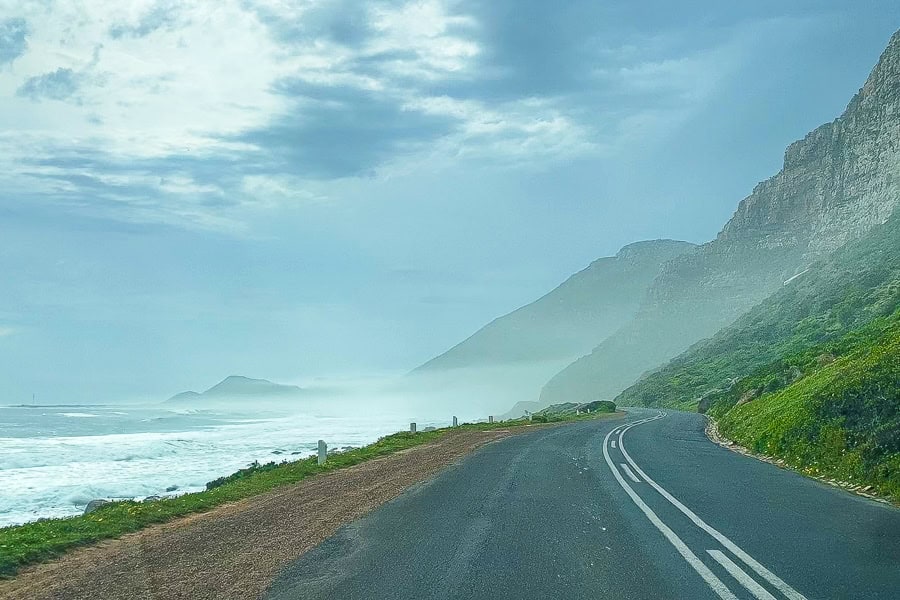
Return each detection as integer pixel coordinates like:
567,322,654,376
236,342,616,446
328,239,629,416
167,375,305,403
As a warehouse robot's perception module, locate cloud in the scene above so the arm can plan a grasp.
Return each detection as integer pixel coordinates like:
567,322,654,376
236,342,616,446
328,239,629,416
0,17,28,65
0,0,768,230
109,3,179,39
235,80,459,179
0,326,16,337
16,67,81,101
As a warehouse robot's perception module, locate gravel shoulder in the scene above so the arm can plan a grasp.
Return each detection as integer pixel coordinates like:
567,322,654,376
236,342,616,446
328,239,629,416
0,427,540,600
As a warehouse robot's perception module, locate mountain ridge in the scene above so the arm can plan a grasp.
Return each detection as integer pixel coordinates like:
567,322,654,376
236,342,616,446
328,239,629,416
415,238,696,373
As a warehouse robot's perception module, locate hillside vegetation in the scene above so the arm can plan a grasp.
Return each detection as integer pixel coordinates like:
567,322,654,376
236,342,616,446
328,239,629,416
616,210,900,409
710,310,900,502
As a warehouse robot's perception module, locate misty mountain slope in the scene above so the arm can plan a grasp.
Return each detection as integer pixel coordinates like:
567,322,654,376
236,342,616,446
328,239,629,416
540,29,900,406
167,376,304,402
416,239,696,372
616,206,900,409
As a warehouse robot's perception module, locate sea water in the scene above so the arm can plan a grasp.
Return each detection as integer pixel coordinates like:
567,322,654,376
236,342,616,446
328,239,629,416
0,404,440,527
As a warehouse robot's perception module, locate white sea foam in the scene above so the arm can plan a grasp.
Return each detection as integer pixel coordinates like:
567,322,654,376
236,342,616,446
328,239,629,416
0,406,446,527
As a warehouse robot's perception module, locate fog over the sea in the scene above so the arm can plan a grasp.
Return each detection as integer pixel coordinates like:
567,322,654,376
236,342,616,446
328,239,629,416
0,0,898,404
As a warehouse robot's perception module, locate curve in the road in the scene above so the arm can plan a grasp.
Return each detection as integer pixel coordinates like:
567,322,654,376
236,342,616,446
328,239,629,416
603,412,807,600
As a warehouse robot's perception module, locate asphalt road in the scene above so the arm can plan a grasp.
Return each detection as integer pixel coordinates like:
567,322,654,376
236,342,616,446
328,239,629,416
264,410,900,600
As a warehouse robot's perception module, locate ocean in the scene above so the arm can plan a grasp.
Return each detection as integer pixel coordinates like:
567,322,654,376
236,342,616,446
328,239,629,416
0,404,441,527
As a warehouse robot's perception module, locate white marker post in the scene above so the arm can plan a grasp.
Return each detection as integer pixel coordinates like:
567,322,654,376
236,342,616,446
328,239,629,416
317,440,327,465
488,415,494,424
410,422,417,433
452,416,458,427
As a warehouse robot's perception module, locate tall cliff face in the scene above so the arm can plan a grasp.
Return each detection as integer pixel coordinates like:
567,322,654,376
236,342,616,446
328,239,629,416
541,29,900,406
722,30,900,258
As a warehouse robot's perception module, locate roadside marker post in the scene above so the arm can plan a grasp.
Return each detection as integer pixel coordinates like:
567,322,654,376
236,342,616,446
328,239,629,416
452,416,458,427
410,422,417,433
317,440,327,465
489,415,494,424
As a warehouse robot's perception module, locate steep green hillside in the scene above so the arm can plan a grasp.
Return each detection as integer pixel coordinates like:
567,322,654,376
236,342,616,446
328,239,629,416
616,210,900,409
710,311,900,502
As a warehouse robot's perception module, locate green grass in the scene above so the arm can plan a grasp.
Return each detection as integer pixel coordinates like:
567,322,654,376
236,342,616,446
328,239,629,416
713,310,900,503
0,411,618,578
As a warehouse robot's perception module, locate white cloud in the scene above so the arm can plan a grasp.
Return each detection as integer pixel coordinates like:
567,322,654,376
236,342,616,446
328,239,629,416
0,0,782,229
0,326,16,337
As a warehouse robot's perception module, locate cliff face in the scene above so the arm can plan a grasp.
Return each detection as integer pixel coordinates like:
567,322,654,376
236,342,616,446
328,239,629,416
541,30,900,405
722,29,900,258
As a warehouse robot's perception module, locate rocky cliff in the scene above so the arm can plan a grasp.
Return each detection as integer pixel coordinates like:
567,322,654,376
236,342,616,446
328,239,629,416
541,29,900,405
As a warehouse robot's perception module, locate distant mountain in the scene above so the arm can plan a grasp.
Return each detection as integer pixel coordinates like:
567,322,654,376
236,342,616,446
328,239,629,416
167,376,304,402
416,239,696,372
541,29,900,406
409,239,695,413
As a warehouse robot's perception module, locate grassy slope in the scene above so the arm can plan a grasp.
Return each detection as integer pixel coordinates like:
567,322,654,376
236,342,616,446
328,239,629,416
616,211,900,409
711,311,900,502
0,411,618,578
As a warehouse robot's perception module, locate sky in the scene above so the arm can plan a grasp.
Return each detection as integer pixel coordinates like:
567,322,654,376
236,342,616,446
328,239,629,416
0,0,898,403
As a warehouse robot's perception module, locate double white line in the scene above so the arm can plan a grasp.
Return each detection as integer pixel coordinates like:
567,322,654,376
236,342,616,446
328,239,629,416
602,413,807,600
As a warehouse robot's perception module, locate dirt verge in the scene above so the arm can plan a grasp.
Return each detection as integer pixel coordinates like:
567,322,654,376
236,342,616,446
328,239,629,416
0,426,541,600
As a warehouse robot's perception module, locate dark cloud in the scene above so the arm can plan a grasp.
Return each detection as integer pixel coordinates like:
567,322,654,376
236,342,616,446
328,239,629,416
109,3,179,39
233,81,459,179
17,68,81,101
247,0,375,47
0,17,28,64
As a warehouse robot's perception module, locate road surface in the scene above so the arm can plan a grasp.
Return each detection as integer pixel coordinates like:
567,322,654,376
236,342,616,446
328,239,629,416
264,409,900,599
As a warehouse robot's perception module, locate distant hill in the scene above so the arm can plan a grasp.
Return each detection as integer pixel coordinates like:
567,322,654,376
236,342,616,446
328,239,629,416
541,29,900,406
408,239,695,414
167,376,304,402
415,239,695,373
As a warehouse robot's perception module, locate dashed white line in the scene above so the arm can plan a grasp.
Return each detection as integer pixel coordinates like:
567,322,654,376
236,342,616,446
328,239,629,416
620,463,641,483
708,550,778,600
611,440,617,449
602,423,739,600
617,422,808,600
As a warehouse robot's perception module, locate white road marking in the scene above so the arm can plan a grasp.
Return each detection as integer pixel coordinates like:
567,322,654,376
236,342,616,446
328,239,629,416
620,463,641,483
708,550,779,600
611,440,617,449
602,423,739,600
618,415,808,600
